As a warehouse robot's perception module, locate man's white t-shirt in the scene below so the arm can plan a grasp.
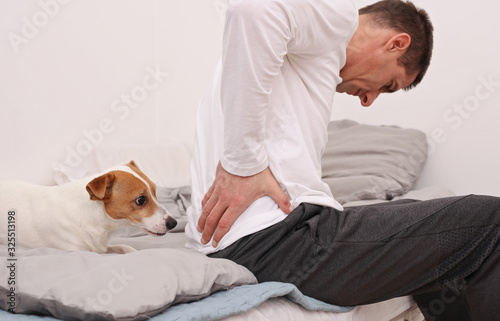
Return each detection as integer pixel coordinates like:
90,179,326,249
186,0,359,254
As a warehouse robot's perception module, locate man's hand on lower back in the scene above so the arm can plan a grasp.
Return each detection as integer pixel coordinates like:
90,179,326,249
197,162,292,247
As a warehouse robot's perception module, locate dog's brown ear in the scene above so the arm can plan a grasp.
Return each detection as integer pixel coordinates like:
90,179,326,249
86,173,116,201
128,160,139,170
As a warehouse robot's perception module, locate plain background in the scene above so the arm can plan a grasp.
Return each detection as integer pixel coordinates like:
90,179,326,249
1,0,499,197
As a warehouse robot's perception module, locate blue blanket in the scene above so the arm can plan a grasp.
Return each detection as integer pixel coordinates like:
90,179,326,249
1,282,352,321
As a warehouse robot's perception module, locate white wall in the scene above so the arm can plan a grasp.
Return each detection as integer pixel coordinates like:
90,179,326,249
333,0,500,196
1,0,499,196
0,0,224,184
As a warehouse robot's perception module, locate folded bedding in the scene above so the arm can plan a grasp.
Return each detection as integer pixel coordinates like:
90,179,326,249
0,281,351,321
155,282,352,321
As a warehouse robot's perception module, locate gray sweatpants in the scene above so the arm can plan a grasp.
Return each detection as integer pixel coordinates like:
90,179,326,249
209,195,500,320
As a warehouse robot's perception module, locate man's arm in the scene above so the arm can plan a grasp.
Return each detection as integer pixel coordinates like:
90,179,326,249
219,0,294,176
197,0,296,246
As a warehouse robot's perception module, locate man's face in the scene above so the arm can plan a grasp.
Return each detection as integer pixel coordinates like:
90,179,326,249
337,55,417,107
336,15,418,107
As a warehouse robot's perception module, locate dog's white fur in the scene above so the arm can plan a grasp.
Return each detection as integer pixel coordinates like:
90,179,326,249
0,161,177,254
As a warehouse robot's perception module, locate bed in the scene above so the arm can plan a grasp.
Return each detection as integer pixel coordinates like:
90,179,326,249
0,119,453,321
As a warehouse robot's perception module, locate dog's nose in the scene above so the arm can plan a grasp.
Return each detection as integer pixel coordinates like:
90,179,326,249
165,216,177,230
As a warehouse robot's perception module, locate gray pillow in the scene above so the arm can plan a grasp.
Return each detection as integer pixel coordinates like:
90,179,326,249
0,246,257,320
321,119,428,204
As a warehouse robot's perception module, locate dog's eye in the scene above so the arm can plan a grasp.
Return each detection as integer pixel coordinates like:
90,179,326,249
135,196,146,206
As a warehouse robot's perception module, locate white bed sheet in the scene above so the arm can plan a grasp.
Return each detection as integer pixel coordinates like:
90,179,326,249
221,296,415,321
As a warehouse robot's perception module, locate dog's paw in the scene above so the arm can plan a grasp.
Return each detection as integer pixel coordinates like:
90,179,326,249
106,244,137,254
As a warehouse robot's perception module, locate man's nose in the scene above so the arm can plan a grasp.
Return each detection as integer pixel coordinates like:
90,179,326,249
359,91,380,107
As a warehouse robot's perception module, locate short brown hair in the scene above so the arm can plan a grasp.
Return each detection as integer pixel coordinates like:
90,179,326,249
359,0,434,90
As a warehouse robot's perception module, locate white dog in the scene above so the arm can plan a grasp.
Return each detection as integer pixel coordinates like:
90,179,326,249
0,161,177,253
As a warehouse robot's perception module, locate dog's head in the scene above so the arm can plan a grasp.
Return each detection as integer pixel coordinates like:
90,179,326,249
85,161,177,235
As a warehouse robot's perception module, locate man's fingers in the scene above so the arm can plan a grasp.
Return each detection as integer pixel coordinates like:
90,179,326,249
201,184,215,208
211,205,246,247
198,203,210,233
199,201,226,244
199,182,217,232
272,188,292,214
264,170,292,214
197,197,218,233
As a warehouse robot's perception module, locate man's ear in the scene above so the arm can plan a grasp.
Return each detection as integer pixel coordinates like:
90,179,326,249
86,173,116,201
385,33,411,53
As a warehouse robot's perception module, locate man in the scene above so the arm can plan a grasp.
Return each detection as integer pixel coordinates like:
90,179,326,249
185,0,500,319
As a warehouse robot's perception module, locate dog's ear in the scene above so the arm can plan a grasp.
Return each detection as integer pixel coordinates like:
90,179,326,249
128,160,139,170
86,173,116,201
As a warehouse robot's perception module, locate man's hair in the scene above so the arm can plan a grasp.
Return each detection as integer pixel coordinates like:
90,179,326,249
359,0,434,90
